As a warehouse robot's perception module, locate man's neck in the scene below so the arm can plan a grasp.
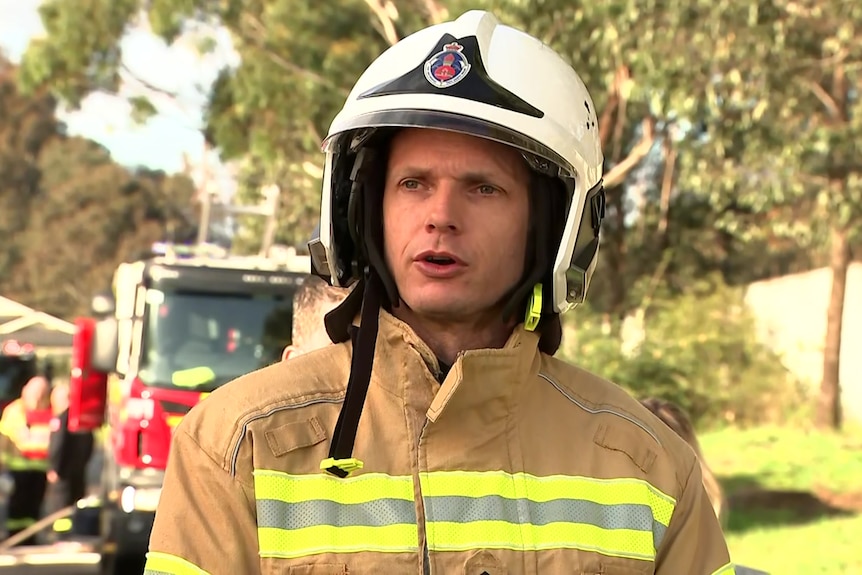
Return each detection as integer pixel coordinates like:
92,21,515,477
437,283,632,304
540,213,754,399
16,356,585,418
392,305,516,365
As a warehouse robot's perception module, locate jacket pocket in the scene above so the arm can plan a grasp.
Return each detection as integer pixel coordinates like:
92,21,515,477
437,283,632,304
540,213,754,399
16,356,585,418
463,550,508,575
265,416,328,457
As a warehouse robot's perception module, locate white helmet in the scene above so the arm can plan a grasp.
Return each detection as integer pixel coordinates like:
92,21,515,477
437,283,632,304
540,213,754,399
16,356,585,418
309,9,605,318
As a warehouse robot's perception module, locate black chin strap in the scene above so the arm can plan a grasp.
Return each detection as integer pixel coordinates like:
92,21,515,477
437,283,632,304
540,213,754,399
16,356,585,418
321,268,383,478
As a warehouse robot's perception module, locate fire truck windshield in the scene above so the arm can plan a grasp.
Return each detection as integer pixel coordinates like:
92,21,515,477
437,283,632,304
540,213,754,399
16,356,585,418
137,290,293,392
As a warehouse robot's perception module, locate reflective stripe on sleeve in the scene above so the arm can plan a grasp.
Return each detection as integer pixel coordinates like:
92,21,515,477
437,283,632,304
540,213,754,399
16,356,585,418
253,469,419,559
711,562,737,575
143,551,211,575
420,470,676,562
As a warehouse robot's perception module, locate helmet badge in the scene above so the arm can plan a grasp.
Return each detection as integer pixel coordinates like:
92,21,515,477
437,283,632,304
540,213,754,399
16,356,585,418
423,42,471,89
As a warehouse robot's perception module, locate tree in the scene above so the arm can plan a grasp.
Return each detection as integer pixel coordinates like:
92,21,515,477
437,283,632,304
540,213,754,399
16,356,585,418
3,134,198,318
673,0,862,430
0,57,198,318
779,0,862,430
0,57,60,281
481,0,795,317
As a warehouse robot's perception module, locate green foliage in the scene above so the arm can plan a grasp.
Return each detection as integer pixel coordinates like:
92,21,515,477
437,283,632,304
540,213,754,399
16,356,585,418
560,275,803,428
9,136,198,317
0,58,197,319
17,0,140,107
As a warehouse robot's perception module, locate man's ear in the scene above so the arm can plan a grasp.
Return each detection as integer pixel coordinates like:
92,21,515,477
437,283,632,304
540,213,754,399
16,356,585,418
282,345,302,361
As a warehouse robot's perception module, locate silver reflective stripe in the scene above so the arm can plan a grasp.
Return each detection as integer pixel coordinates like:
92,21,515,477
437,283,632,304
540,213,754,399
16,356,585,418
425,494,667,550
256,498,417,529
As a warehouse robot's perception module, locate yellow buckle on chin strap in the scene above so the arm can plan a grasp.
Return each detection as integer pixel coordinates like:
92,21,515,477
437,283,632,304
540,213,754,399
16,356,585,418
320,457,364,476
524,283,543,331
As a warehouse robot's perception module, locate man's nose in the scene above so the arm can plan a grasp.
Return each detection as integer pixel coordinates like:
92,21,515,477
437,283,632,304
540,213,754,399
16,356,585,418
423,183,461,233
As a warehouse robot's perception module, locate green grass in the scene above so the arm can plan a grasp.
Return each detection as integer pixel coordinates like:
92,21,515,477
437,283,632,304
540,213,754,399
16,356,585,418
700,425,862,575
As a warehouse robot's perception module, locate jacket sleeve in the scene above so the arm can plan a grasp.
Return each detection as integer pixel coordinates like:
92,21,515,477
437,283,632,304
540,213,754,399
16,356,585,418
144,427,260,575
655,458,736,575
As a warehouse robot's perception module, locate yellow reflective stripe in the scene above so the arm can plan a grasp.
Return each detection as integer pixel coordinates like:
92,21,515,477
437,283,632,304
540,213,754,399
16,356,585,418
420,471,676,561
258,524,419,558
420,471,675,525
3,454,49,471
712,562,737,575
254,469,414,504
0,402,23,433
253,469,419,559
428,520,655,559
143,551,210,575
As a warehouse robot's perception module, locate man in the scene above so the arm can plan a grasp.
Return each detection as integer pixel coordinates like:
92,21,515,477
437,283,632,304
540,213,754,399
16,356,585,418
281,275,349,361
47,383,94,511
145,10,735,574
0,375,52,544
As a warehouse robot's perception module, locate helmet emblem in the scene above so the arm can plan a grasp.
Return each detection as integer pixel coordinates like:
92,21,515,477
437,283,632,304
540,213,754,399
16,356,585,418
423,42,471,88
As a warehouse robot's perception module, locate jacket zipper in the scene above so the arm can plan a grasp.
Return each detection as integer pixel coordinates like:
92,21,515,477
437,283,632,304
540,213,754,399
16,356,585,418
418,417,431,575
419,351,463,574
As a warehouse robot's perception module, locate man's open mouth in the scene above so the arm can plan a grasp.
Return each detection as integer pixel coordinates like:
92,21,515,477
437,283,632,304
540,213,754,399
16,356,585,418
424,255,456,265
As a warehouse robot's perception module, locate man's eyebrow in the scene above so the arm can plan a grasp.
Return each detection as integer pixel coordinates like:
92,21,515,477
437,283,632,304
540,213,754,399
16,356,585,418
455,171,504,184
389,166,432,179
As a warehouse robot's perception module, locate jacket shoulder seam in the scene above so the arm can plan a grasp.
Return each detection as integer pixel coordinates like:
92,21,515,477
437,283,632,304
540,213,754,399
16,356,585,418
180,427,254,489
537,370,661,447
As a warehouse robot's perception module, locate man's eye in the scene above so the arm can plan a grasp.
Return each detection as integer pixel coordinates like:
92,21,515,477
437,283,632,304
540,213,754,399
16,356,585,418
401,179,420,190
478,185,498,195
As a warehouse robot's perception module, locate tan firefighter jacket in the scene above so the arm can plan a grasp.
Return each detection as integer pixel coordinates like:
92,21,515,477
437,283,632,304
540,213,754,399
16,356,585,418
144,310,735,575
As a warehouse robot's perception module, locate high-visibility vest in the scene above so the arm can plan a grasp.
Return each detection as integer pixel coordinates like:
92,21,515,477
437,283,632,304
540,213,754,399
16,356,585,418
0,400,52,471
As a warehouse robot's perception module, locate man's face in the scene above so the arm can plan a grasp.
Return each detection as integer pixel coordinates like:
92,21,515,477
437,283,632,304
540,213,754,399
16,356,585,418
383,128,530,323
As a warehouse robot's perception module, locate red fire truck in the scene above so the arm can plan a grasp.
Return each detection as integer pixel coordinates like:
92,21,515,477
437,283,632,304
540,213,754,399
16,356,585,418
68,243,311,574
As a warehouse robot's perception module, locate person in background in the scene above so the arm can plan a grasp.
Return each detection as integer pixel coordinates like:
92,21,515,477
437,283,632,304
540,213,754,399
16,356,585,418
281,275,350,361
0,376,52,544
639,397,727,525
47,382,94,511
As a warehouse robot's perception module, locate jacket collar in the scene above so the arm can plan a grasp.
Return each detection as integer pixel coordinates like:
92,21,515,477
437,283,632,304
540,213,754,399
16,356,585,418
370,309,542,421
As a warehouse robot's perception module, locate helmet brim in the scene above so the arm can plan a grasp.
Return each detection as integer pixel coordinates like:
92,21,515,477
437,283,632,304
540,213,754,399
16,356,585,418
322,109,577,180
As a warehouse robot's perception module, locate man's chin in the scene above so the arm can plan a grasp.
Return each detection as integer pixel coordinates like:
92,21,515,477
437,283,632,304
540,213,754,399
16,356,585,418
397,295,472,322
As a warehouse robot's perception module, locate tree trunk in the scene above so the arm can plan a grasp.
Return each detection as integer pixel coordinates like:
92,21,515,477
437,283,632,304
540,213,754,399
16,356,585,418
818,223,850,430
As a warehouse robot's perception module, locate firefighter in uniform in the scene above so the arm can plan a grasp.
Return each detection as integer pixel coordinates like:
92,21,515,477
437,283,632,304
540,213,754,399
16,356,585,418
145,10,736,574
0,376,52,544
